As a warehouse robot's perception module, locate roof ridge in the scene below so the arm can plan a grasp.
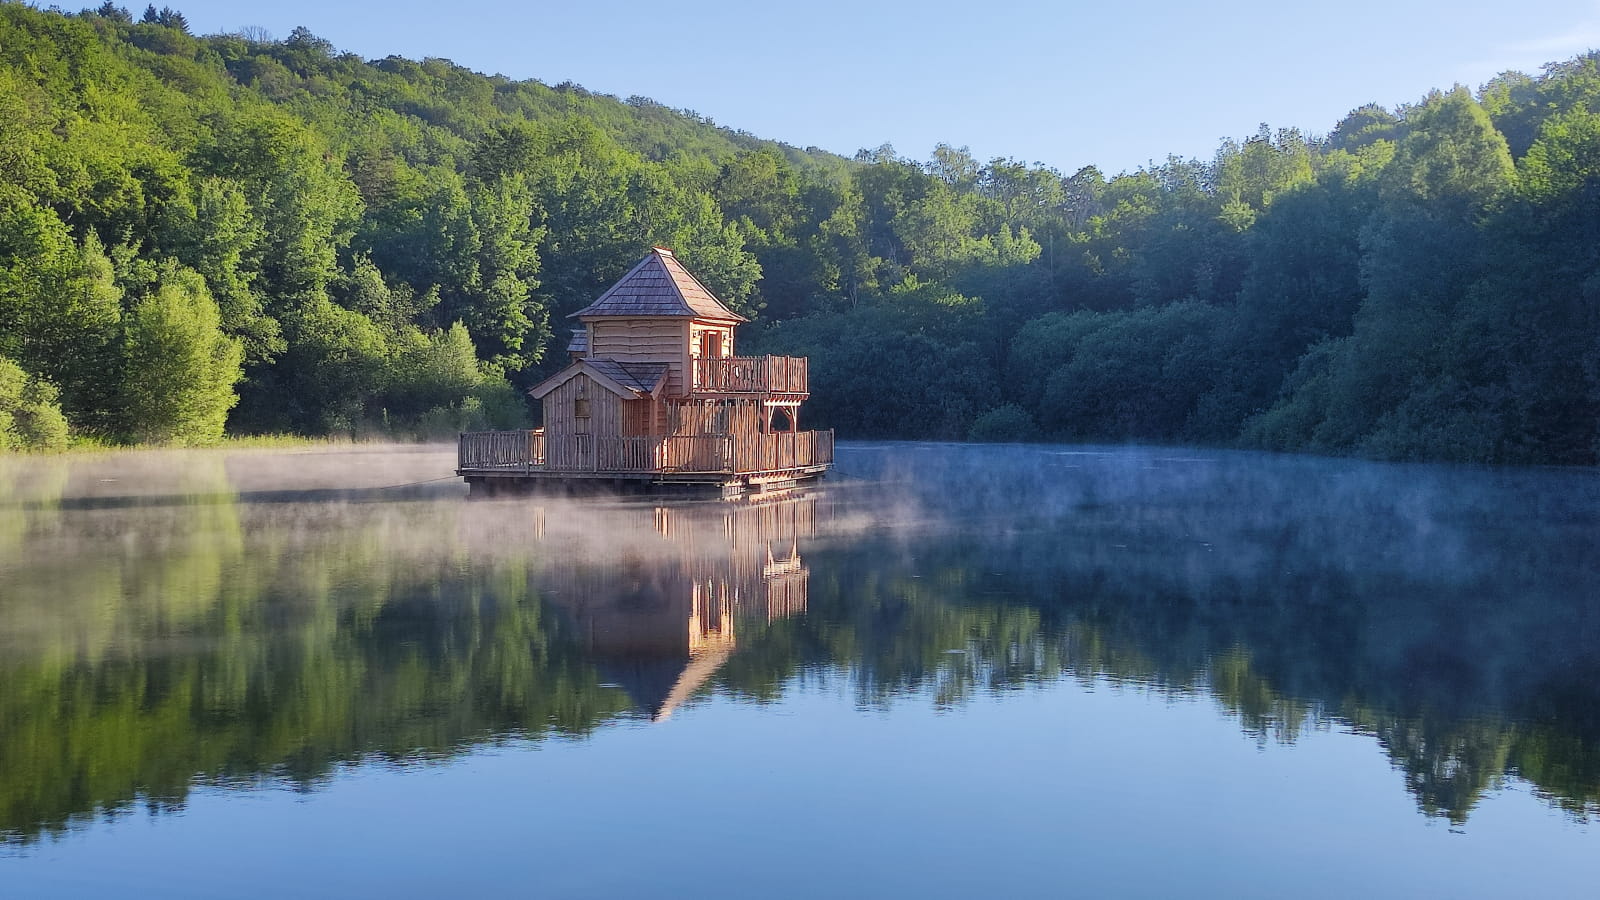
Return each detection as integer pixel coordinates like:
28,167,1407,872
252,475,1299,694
653,249,695,313
658,251,740,320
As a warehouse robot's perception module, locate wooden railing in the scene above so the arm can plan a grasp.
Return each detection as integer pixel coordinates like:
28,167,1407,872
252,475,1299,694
543,433,589,470
733,430,834,473
660,435,736,473
458,429,543,469
596,435,657,471
692,355,808,394
458,428,834,476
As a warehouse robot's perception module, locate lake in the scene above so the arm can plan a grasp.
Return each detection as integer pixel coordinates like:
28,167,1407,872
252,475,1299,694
0,442,1596,897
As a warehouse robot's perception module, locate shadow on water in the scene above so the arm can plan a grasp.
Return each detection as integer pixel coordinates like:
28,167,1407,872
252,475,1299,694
0,442,1597,844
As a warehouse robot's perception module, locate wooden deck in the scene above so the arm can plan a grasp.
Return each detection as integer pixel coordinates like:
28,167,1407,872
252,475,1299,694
456,428,833,496
691,355,808,396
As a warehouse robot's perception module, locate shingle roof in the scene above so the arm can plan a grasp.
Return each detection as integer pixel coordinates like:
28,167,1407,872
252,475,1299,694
585,359,668,394
527,358,669,399
565,327,588,354
570,247,747,323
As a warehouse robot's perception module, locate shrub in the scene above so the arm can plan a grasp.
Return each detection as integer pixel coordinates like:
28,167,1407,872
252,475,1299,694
967,404,1038,442
0,358,70,451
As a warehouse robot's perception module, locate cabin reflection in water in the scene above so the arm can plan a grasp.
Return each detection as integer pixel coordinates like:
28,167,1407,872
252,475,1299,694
531,495,816,721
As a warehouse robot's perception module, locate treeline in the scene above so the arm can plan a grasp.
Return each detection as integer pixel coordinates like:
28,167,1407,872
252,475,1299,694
759,80,1600,465
1,3,1598,462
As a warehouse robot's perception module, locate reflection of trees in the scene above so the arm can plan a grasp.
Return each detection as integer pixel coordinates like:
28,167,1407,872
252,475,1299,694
723,529,1598,824
0,466,822,845
0,492,633,845
724,448,1600,825
0,455,67,556
1,444,1597,842
0,582,631,843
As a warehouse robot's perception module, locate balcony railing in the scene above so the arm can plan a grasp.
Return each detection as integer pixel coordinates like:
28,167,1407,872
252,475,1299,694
732,430,834,474
458,428,834,476
691,355,808,395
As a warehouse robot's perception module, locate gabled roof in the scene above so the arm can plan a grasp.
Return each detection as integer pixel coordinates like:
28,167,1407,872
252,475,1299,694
569,247,748,323
527,358,669,400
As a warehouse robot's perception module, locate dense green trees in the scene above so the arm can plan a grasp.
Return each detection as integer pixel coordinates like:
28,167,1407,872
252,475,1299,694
0,2,1597,461
782,75,1597,462
0,3,782,444
1245,85,1598,462
120,261,242,443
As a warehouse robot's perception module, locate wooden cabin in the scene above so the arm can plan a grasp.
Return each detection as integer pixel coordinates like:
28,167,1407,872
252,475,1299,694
458,247,833,497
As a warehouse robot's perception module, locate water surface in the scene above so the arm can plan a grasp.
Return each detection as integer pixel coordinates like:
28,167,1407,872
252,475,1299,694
1,443,1596,897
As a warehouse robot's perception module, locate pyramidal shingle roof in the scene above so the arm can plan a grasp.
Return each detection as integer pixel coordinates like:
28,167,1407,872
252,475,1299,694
569,248,747,322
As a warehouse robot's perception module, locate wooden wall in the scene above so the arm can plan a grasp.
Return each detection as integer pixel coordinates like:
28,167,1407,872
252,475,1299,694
588,317,690,396
580,316,743,400
623,399,653,436
542,373,623,439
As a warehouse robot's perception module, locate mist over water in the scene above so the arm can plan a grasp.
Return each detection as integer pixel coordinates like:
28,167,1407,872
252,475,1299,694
1,443,1596,896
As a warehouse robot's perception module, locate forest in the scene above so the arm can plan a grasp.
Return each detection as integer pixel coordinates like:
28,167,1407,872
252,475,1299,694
1,2,1598,463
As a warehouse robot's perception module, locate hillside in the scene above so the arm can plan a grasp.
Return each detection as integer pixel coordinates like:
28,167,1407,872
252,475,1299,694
2,2,1598,463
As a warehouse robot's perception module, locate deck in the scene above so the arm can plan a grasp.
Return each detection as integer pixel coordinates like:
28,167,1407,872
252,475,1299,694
691,356,808,397
457,429,834,495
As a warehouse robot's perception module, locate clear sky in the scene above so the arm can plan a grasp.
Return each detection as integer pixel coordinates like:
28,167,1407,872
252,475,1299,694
151,0,1600,174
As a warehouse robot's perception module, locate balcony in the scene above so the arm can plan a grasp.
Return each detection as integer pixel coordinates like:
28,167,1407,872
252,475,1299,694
691,355,808,396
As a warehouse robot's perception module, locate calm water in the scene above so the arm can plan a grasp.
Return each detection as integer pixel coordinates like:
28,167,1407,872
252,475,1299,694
0,443,1596,897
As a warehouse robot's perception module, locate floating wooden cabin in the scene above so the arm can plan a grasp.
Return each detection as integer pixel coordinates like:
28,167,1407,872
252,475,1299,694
458,248,834,497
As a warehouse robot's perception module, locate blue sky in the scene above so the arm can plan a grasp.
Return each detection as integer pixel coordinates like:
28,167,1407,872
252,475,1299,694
151,0,1600,174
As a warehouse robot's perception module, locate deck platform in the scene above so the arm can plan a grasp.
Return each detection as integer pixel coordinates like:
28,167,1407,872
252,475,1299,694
456,430,833,499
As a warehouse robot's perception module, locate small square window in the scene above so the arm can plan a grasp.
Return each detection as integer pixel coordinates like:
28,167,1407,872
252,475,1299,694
574,398,590,418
